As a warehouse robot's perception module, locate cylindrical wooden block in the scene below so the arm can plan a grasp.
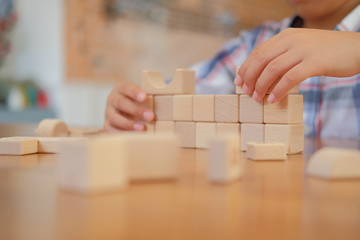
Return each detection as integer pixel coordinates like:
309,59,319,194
36,119,69,137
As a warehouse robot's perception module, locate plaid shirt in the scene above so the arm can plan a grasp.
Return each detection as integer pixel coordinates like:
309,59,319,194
192,5,360,139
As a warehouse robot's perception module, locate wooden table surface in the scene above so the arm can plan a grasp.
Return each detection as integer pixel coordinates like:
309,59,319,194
1,125,360,240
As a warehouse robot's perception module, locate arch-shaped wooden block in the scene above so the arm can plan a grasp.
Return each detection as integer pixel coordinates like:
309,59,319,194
141,69,195,95
36,119,69,137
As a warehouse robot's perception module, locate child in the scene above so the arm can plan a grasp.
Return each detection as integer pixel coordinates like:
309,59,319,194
104,0,360,139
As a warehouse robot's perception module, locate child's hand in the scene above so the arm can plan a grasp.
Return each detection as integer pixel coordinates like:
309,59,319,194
104,82,154,132
234,28,360,103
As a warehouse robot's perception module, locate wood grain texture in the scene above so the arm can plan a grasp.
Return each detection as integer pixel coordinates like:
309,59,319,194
246,142,286,160
154,96,174,121
175,121,196,148
195,122,217,149
307,147,360,179
0,137,38,155
155,121,175,134
173,95,193,121
241,124,264,151
264,94,303,124
239,95,264,123
193,95,215,122
35,119,69,137
265,124,304,154
215,95,239,123
208,135,242,183
141,69,195,95
216,123,240,136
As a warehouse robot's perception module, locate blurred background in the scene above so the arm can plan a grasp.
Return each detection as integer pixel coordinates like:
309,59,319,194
0,0,291,127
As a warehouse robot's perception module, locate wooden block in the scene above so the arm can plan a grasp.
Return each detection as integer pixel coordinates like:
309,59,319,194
68,127,103,137
265,124,304,154
264,94,303,124
241,124,264,151
208,135,242,183
137,95,155,133
175,122,195,148
239,95,264,123
37,137,86,153
216,123,240,136
155,121,175,134
195,122,217,149
173,95,193,121
36,119,69,137
215,95,239,123
58,136,129,193
154,95,173,121
0,137,38,155
236,85,299,95
141,69,195,95
126,134,179,180
193,95,215,122
307,147,360,179
246,142,286,160
142,95,154,110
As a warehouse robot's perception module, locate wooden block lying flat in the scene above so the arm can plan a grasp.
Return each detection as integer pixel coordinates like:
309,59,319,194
173,95,193,121
154,96,173,121
68,127,103,137
193,95,215,122
36,119,69,137
246,142,286,160
141,69,195,95
307,147,360,179
175,122,195,148
37,137,87,153
265,124,304,154
264,94,303,124
215,95,239,123
126,134,179,180
155,121,175,134
239,95,263,123
196,122,217,149
0,137,38,155
208,135,242,183
241,124,264,151
58,136,129,193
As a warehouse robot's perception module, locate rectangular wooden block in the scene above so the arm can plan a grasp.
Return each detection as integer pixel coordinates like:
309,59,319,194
196,122,217,149
264,94,303,124
0,137,38,155
215,95,239,123
236,85,299,95
126,134,179,180
239,95,264,123
58,136,129,193
37,137,86,153
175,122,196,148
265,124,304,154
141,69,195,95
241,124,264,151
193,95,215,122
208,135,242,183
155,121,175,134
246,142,286,160
173,95,193,121
154,95,173,121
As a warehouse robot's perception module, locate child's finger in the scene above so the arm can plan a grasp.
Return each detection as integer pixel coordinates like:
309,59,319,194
116,81,147,103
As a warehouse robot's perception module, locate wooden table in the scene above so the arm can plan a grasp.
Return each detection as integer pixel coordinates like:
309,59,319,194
1,126,360,240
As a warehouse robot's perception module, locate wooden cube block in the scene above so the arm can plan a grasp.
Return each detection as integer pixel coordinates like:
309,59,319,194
36,119,69,137
155,121,175,134
307,147,360,179
141,69,195,95
0,137,38,155
173,95,193,121
126,134,179,180
175,122,195,148
241,124,264,151
246,142,286,160
239,95,263,123
208,135,242,183
264,94,303,124
265,124,304,154
154,95,173,121
216,123,240,136
137,95,155,133
196,122,217,149
193,95,215,122
215,95,239,123
58,136,129,193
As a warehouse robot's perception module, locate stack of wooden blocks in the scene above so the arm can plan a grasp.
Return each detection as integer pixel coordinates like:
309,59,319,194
143,68,304,154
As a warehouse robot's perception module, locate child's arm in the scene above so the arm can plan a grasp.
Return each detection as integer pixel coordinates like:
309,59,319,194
234,28,360,103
